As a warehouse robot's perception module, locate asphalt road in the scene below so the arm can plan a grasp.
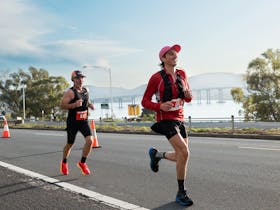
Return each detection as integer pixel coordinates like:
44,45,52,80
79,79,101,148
0,129,279,210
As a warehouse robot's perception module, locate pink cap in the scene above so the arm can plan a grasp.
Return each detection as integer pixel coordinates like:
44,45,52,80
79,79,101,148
159,44,181,61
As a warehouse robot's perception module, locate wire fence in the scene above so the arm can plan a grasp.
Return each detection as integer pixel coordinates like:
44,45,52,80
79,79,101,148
3,116,280,132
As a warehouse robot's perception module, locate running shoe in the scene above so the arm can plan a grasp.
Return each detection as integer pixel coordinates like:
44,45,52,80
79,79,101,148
77,161,91,175
60,161,69,175
175,190,193,206
149,147,160,172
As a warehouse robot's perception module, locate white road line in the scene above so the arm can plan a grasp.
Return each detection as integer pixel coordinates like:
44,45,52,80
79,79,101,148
0,161,148,210
34,132,64,137
239,146,280,151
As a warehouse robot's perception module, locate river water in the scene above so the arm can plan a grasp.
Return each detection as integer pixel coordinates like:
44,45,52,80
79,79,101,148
89,100,243,120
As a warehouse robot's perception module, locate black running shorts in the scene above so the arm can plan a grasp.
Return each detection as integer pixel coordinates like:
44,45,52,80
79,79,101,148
151,120,188,140
66,120,92,144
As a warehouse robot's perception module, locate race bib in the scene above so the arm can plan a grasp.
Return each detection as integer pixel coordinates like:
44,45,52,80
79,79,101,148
76,111,88,120
168,98,184,111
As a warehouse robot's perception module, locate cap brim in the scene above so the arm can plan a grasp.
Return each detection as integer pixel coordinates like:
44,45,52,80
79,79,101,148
171,44,181,53
73,76,86,79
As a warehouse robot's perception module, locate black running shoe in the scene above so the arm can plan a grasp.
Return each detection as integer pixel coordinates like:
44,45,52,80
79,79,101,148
175,190,193,206
148,147,160,172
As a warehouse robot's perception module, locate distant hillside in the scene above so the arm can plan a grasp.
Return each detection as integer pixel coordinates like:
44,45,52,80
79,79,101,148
87,72,246,100
189,72,245,90
86,84,147,99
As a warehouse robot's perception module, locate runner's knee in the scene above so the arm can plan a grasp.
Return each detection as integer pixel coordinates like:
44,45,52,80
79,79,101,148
85,136,93,146
176,144,189,161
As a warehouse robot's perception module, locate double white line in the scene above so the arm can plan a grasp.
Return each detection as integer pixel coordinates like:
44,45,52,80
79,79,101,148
239,146,280,151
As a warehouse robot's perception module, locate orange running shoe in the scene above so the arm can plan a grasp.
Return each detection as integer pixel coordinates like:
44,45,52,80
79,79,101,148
60,161,69,175
77,161,91,175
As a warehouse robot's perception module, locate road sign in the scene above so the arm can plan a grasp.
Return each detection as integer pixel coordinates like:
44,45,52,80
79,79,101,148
101,103,109,109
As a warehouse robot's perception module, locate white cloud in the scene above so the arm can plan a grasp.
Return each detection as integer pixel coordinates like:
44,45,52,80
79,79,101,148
0,0,142,67
47,39,142,65
0,0,50,56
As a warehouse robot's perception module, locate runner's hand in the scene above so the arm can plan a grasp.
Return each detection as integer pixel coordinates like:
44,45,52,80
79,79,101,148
184,90,192,99
75,99,83,107
89,103,94,110
160,101,173,111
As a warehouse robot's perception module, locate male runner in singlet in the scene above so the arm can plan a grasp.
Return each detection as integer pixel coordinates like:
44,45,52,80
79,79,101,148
60,70,94,175
142,44,193,206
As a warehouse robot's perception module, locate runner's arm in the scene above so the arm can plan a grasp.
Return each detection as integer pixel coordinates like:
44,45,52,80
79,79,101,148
88,102,94,110
60,89,82,110
141,75,161,112
181,71,192,102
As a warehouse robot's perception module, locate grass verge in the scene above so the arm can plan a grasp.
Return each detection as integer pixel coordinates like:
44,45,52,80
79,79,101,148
8,123,280,137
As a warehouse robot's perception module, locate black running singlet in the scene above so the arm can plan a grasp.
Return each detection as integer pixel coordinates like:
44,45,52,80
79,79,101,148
67,87,89,121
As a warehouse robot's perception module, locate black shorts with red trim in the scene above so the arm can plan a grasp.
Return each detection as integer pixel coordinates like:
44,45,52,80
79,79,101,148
151,120,188,140
66,119,92,144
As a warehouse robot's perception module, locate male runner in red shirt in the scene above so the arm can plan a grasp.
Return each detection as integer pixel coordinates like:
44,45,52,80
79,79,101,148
142,44,193,206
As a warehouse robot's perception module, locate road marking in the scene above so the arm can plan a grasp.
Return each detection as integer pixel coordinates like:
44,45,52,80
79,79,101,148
34,132,64,137
239,146,280,151
0,161,148,210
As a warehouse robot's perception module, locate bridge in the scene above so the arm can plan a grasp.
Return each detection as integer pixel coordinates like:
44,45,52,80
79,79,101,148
92,87,238,106
192,87,234,104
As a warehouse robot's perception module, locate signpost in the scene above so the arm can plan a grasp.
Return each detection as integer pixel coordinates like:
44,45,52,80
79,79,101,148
101,103,109,109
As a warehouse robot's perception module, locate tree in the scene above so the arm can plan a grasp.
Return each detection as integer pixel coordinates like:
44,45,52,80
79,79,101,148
0,69,27,118
231,49,280,121
0,67,69,120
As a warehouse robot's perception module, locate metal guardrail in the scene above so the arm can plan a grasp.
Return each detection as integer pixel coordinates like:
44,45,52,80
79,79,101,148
186,116,280,131
2,116,280,132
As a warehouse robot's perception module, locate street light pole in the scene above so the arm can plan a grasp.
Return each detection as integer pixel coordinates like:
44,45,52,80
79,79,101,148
22,86,26,124
83,65,114,119
108,67,114,119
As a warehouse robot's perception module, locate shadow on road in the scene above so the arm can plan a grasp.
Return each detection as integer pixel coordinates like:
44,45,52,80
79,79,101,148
152,201,193,210
0,148,83,161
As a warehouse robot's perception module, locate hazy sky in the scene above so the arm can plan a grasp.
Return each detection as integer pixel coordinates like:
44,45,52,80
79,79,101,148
1,0,279,88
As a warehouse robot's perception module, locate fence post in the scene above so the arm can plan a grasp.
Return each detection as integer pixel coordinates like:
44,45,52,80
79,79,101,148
188,116,192,134
231,115,234,133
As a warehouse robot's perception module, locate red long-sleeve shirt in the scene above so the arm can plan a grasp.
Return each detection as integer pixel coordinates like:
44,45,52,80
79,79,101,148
141,69,192,122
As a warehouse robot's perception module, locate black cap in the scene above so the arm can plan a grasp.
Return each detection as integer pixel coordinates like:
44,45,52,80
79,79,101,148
71,70,86,81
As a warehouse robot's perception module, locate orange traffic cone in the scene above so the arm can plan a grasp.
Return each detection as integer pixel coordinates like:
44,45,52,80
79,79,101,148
90,119,101,148
2,118,10,138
